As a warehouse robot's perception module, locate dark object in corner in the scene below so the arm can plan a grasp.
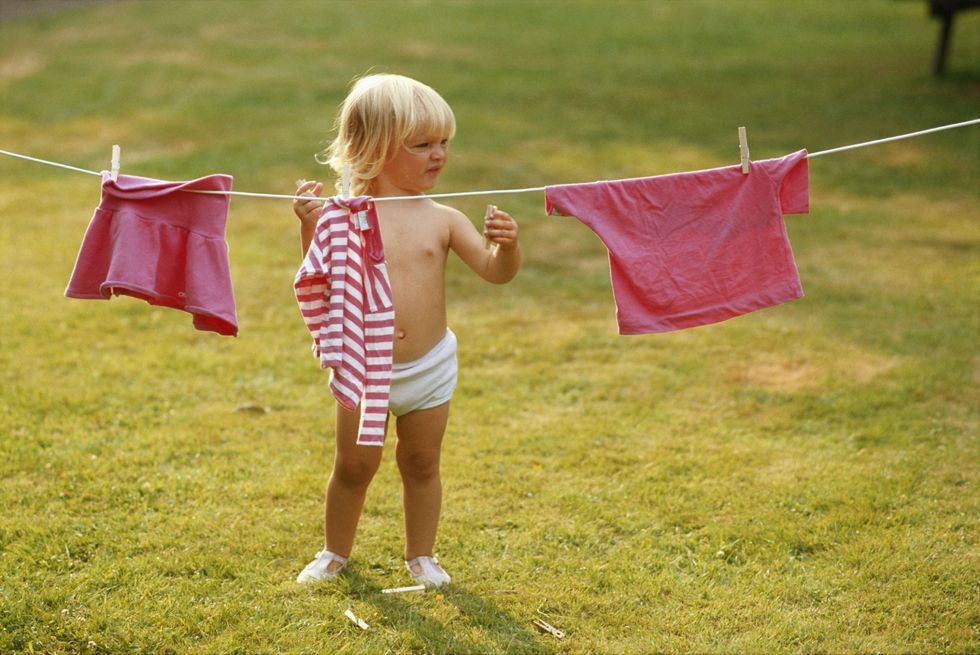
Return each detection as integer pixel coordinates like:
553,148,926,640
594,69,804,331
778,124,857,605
929,0,980,76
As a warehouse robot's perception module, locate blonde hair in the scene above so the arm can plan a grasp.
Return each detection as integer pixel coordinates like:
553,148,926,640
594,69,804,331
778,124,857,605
319,74,456,196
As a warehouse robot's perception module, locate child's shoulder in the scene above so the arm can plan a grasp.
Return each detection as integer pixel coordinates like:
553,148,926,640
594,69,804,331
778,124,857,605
431,200,467,222
432,201,476,238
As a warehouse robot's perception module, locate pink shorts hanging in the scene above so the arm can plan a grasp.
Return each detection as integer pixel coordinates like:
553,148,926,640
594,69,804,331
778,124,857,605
65,171,238,336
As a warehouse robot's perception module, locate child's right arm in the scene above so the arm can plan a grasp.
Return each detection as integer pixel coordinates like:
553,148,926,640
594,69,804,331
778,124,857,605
293,180,324,257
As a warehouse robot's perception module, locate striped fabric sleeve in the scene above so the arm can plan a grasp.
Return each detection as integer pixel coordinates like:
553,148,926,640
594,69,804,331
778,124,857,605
294,197,396,447
294,261,328,360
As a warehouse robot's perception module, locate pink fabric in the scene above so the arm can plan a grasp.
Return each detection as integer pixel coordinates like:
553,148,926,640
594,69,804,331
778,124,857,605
545,150,809,334
294,197,395,447
65,171,238,336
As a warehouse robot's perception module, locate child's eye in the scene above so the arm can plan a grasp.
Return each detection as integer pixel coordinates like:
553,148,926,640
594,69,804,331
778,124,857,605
407,139,448,153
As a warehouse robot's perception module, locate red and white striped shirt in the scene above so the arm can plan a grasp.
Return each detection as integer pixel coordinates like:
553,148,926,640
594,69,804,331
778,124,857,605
294,197,394,446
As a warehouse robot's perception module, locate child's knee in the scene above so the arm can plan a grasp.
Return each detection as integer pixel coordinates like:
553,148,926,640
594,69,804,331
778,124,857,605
397,449,441,482
333,455,381,487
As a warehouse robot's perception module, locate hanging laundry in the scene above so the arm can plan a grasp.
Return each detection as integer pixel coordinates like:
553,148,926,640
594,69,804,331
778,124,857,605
545,150,810,334
65,172,238,336
294,197,395,447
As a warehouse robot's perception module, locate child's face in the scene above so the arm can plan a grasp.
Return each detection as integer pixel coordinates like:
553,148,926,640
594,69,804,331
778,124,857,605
377,132,450,196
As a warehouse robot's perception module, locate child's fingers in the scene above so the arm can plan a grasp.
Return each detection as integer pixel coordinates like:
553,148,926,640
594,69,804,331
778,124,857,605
292,180,325,222
294,181,324,208
298,197,323,210
485,210,516,229
295,179,323,196
485,219,518,234
485,223,518,244
483,208,518,246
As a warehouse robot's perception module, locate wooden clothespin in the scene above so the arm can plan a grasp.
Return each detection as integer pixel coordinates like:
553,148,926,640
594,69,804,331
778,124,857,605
483,204,500,256
342,163,370,229
381,584,426,594
343,609,370,630
110,144,120,181
738,127,750,174
341,163,351,199
532,618,565,640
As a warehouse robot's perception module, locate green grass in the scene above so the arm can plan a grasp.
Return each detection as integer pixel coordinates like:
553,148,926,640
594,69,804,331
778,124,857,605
1,1,978,653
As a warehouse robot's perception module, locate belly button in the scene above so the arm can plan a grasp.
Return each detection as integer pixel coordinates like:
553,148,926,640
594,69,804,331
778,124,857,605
396,330,406,340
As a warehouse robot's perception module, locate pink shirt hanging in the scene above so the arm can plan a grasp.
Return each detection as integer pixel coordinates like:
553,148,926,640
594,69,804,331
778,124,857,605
545,150,810,334
65,171,238,336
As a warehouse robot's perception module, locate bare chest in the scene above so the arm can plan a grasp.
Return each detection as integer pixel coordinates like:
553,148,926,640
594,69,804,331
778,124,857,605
376,208,449,279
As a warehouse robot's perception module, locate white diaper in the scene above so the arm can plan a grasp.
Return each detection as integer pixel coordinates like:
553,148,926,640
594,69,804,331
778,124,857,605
388,329,458,416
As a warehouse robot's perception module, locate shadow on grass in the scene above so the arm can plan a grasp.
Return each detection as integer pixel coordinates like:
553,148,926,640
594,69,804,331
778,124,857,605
344,568,554,654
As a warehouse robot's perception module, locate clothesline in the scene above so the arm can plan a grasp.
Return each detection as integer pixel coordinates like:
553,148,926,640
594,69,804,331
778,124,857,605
804,118,980,158
1,118,977,203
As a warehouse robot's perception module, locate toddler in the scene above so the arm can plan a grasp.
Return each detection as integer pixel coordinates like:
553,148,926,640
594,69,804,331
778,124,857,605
292,74,520,587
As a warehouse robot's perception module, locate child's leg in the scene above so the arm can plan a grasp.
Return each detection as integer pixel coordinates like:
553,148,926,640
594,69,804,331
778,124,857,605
395,402,450,561
324,403,386,565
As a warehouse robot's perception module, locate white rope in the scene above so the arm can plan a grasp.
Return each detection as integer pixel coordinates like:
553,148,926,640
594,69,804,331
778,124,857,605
188,188,331,201
189,185,550,202
3,118,977,201
374,185,548,202
0,148,101,176
806,118,980,158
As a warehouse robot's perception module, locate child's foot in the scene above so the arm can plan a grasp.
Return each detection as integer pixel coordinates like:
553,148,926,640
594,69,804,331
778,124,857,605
296,550,348,583
405,555,451,588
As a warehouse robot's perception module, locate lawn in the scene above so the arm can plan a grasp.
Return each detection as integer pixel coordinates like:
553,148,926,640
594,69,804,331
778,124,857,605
0,1,978,653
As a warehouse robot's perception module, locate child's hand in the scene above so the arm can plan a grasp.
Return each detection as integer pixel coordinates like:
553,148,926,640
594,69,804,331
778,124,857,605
293,179,324,227
484,207,519,250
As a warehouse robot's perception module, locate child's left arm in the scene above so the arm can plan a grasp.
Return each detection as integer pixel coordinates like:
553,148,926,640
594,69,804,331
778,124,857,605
448,206,520,284
293,180,324,257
